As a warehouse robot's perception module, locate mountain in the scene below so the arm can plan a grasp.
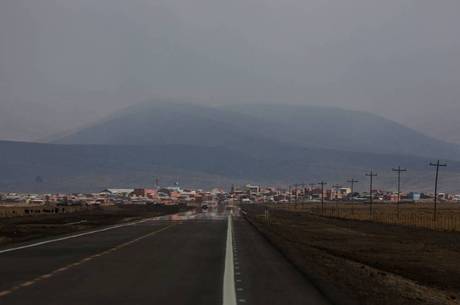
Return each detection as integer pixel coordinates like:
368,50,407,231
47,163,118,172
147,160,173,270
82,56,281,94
221,103,460,160
55,100,460,161
1,140,459,193
3,100,460,193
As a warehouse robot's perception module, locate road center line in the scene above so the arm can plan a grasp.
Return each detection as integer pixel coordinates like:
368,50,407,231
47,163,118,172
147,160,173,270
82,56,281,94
0,216,171,255
0,224,176,299
223,213,237,305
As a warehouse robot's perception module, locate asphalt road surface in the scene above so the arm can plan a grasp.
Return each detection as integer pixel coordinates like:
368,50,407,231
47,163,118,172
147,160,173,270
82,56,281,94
0,207,331,305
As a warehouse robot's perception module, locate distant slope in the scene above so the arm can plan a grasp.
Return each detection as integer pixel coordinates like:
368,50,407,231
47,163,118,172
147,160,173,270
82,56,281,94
1,141,459,193
220,103,460,160
54,100,275,151
55,100,460,160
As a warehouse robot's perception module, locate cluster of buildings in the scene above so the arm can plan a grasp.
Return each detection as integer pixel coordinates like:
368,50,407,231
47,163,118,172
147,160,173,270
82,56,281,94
100,187,225,206
2,183,460,218
0,186,226,218
228,184,460,204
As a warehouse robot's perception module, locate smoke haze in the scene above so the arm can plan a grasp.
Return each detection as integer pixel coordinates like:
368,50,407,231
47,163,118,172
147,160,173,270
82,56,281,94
1,0,459,142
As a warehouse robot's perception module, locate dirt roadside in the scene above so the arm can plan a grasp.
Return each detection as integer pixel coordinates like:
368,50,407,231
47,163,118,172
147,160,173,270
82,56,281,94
0,204,191,247
242,205,460,305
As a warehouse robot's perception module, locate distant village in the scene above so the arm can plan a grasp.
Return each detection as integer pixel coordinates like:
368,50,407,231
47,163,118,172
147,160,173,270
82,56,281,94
1,183,460,218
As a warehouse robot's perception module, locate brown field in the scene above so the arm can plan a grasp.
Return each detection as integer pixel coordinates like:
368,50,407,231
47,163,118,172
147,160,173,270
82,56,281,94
243,204,460,305
275,201,460,232
0,204,191,247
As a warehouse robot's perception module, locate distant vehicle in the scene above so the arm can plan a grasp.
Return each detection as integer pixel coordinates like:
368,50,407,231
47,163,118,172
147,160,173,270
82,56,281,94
5,193,22,202
30,199,45,205
201,204,208,210
241,198,252,204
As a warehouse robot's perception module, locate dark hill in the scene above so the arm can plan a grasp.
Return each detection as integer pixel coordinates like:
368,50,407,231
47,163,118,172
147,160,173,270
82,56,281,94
55,100,460,161
1,140,459,193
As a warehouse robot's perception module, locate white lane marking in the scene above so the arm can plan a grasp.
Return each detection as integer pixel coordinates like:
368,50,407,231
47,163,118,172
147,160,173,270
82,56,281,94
223,214,237,305
0,224,175,299
0,216,165,255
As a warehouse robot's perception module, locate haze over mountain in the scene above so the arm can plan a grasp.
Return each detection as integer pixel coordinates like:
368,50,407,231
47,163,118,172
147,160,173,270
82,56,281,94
1,1,460,144
1,100,454,193
56,100,460,161
1,1,459,192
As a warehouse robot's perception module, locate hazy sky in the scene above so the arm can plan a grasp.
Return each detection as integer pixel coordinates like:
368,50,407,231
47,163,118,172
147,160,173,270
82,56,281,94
1,0,459,142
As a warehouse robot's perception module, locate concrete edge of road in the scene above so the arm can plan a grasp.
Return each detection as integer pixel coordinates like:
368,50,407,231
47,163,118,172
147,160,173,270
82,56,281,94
223,213,237,305
0,215,172,255
240,209,355,305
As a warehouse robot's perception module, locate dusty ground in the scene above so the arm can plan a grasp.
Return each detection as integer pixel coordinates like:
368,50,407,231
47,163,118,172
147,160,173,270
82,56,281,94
0,204,190,246
280,202,460,231
243,204,460,305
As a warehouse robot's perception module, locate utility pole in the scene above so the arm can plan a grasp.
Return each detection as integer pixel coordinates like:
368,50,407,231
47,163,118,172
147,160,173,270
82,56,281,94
288,185,292,204
318,181,327,215
392,166,407,219
332,184,340,213
301,183,307,204
294,183,300,206
347,178,359,215
429,160,447,221
365,171,378,218
347,179,359,204
308,183,316,201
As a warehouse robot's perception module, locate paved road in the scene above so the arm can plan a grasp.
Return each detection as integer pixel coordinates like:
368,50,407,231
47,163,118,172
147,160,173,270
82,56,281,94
0,207,330,305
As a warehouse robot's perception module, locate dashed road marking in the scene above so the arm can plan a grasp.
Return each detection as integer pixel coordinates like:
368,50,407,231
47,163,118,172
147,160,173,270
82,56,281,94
0,224,175,300
0,216,170,255
0,290,12,297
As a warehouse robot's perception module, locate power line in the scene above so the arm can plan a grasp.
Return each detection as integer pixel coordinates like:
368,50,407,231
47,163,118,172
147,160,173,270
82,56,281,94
365,170,378,217
308,183,316,202
332,184,341,211
429,160,447,222
347,178,359,215
392,166,407,219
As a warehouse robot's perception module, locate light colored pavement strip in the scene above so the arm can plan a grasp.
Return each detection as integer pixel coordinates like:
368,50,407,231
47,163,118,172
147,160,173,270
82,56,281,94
0,224,176,299
0,216,173,255
223,213,237,305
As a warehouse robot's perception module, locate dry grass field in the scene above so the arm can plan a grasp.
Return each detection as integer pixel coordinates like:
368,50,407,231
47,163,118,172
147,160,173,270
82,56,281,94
243,204,460,305
0,205,190,247
274,201,460,232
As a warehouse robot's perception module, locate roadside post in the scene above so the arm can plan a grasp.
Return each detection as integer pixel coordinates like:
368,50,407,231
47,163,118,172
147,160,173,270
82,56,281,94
430,160,447,222
347,179,359,217
318,181,327,216
365,171,378,218
392,166,407,220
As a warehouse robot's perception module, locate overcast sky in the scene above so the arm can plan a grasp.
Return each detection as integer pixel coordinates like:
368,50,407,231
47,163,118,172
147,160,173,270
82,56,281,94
1,0,459,142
